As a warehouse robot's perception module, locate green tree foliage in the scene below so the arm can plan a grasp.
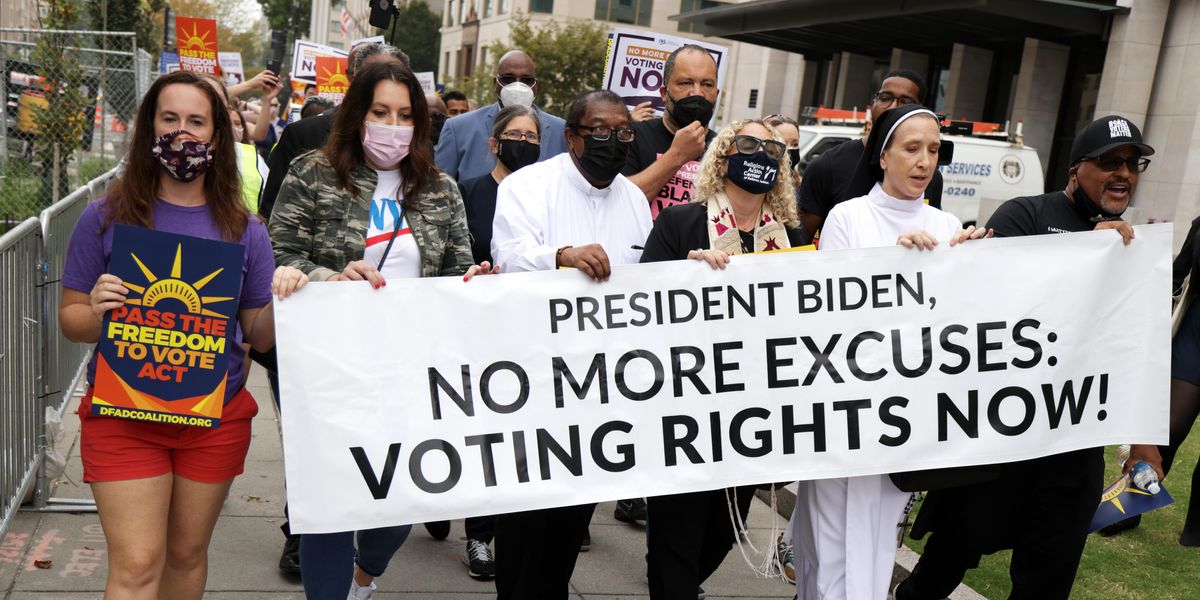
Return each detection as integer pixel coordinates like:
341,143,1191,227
383,0,440,73
257,0,310,36
33,0,91,206
86,0,165,57
86,0,165,125
453,13,608,116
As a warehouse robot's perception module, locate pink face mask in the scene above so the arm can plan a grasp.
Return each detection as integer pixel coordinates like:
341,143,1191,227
362,121,414,169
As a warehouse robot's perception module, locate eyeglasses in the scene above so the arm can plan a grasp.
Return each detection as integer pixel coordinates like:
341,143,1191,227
872,91,919,107
498,130,540,143
570,125,635,143
733,135,786,160
496,75,536,87
1088,154,1151,173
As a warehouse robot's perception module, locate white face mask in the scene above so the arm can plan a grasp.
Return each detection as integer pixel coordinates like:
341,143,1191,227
499,82,535,109
232,126,244,141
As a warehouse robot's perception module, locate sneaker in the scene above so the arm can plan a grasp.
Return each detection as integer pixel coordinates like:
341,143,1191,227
462,538,496,579
579,529,591,552
348,579,376,600
1097,514,1141,537
424,520,451,540
278,534,301,575
776,534,795,584
614,498,648,525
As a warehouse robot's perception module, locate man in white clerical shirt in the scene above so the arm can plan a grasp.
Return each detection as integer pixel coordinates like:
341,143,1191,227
489,89,652,600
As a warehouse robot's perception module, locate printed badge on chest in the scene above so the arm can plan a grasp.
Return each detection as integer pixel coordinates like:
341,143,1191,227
363,170,421,280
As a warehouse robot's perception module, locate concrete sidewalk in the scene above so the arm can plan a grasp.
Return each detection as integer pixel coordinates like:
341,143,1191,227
0,366,802,599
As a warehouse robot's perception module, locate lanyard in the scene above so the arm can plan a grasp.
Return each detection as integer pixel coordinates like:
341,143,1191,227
375,199,407,273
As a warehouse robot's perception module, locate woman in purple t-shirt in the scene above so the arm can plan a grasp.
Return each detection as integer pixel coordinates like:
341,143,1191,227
58,71,306,599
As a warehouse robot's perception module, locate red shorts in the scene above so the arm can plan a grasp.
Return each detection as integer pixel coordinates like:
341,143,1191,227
79,386,258,483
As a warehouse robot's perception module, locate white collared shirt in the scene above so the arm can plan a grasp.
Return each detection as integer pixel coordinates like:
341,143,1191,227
492,153,653,272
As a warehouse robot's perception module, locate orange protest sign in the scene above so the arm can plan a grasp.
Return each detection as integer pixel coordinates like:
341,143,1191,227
176,16,219,75
315,56,349,104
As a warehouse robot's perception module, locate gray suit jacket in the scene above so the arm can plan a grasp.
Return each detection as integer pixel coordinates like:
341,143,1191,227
434,102,568,181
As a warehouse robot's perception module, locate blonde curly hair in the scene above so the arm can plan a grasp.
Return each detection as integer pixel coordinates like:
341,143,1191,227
694,118,800,228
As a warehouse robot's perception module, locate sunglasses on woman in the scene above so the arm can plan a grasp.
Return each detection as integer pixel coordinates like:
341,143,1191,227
733,135,786,161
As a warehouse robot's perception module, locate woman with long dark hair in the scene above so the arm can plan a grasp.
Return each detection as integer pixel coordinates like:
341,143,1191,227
270,60,494,600
59,70,304,599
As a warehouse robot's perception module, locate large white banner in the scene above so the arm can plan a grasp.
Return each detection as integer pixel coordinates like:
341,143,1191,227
276,225,1171,534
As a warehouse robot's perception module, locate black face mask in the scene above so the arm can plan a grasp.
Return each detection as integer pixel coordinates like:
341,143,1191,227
574,136,630,188
497,139,540,172
1070,183,1125,223
668,94,714,128
430,113,448,146
786,148,801,170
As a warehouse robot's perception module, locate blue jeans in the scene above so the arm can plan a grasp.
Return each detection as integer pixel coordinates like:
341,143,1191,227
300,525,412,599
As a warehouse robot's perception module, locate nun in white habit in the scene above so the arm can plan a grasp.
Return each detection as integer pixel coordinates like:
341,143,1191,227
789,104,992,600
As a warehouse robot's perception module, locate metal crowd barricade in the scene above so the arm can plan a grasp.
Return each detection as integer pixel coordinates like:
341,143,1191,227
27,172,112,512
0,168,117,540
0,217,46,540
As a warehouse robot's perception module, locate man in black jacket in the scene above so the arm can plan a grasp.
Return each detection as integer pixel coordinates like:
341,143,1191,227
893,115,1155,600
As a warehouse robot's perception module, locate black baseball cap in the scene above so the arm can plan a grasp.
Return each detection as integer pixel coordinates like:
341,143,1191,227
1069,115,1155,165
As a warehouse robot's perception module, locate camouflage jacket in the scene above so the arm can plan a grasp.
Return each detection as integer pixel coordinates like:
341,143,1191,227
269,150,474,281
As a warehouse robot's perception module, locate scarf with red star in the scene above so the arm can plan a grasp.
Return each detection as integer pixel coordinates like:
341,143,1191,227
705,192,790,255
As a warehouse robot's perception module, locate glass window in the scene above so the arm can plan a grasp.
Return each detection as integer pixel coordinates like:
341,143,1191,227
795,129,817,153
595,0,651,26
748,89,758,109
499,0,508,13
484,0,492,17
447,1,456,26
530,0,554,13
677,0,718,34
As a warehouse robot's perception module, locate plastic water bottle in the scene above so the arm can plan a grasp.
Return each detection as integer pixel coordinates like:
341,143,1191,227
1130,461,1161,494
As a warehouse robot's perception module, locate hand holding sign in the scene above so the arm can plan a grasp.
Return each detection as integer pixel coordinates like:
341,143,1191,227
949,225,993,247
272,266,309,300
896,230,940,251
557,244,612,282
631,101,655,123
89,274,130,321
1125,444,1165,479
687,249,731,270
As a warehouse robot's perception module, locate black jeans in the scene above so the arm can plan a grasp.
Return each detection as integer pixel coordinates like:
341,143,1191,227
897,449,1104,600
646,486,757,600
494,503,596,600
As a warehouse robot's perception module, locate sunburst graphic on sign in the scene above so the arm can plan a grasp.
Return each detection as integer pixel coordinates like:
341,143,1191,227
122,244,232,318
318,61,350,88
181,23,215,51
